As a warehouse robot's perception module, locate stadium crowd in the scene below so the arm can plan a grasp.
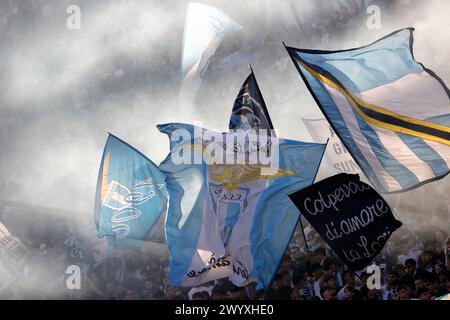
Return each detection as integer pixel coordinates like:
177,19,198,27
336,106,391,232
1,178,449,300
1,0,448,301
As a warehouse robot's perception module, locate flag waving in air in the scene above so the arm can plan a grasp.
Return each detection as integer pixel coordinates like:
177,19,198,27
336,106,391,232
229,68,275,135
181,2,241,99
158,123,326,289
94,134,167,241
286,28,450,193
0,222,27,292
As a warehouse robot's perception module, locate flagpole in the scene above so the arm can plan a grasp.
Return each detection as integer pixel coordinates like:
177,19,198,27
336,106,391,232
297,215,312,285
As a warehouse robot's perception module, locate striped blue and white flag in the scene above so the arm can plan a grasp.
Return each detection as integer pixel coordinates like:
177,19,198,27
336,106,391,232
158,123,326,289
94,134,168,241
287,28,450,193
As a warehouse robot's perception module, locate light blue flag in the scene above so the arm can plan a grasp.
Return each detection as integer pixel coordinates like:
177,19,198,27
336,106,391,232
158,123,326,289
286,28,450,193
94,134,167,241
436,293,450,300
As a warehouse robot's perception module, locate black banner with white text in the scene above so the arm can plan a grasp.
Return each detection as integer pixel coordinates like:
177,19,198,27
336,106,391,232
288,173,402,271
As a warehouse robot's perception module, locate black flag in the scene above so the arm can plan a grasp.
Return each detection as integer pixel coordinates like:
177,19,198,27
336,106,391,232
288,173,402,271
229,69,275,135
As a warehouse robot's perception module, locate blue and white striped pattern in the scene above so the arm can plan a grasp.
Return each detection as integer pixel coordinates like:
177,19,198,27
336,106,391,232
158,123,326,289
287,29,450,193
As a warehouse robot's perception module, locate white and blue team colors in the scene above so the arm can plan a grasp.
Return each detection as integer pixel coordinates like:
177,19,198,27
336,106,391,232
287,28,450,193
94,134,168,241
158,123,326,289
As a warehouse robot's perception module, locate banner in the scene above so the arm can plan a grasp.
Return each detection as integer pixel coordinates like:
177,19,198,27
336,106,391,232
158,123,326,289
288,173,402,271
303,118,360,175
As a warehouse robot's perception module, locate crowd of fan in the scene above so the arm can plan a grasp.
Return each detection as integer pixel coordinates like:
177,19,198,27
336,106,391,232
268,223,450,300
1,198,449,300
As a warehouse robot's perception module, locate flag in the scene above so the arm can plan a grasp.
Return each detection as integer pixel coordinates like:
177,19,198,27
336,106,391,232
181,2,241,98
286,28,450,193
280,0,300,33
229,69,275,135
94,134,167,241
158,123,326,289
303,118,360,175
288,173,402,271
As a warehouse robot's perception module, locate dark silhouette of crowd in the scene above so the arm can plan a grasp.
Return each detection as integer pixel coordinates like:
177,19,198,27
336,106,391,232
1,176,449,300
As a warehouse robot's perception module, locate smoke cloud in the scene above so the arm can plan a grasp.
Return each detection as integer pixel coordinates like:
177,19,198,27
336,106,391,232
0,0,449,226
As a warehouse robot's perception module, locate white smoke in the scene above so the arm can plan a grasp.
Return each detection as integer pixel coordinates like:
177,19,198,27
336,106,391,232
0,0,448,223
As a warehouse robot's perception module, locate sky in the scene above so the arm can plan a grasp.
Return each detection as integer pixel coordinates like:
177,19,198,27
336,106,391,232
0,0,449,221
